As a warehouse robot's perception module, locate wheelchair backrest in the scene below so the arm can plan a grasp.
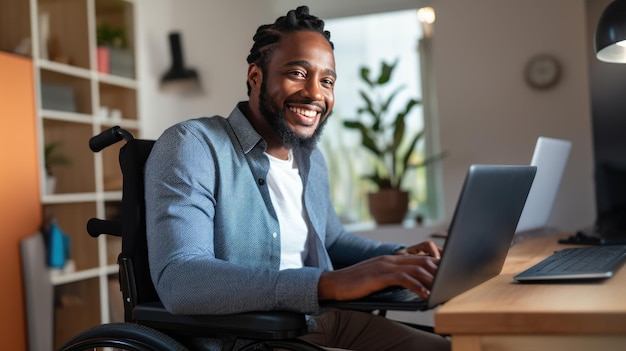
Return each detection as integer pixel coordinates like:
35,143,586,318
118,139,161,309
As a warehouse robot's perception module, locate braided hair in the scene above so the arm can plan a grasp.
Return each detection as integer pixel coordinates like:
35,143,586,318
246,6,334,95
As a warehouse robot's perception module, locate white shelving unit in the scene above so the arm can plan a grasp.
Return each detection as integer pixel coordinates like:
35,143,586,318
0,0,141,347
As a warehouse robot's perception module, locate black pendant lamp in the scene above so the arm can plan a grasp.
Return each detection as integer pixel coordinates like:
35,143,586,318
595,0,626,63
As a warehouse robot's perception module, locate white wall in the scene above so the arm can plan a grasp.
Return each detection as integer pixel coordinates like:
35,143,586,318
433,0,595,231
136,0,431,138
136,0,267,137
137,0,596,232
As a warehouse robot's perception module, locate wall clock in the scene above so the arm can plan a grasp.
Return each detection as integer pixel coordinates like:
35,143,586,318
524,54,561,90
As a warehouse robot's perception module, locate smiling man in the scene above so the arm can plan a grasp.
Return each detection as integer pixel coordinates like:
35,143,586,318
144,6,450,351
246,29,335,156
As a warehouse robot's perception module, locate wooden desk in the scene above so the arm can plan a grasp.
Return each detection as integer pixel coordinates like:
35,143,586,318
435,235,626,351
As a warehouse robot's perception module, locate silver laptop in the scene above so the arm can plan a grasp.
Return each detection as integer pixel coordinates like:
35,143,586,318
322,164,536,311
515,137,572,233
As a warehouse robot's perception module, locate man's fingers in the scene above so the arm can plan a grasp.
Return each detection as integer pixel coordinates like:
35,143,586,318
423,240,441,259
402,241,443,258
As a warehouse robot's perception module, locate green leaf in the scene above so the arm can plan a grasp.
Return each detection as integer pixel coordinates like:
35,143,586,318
394,130,424,188
391,98,419,152
342,120,361,130
392,115,406,151
361,133,382,157
380,86,405,116
358,90,374,114
360,67,374,88
343,121,382,157
44,141,71,167
403,130,424,167
97,23,127,48
377,60,397,85
405,151,448,173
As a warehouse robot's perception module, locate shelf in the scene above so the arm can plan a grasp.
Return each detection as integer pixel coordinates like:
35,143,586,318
40,69,92,114
39,109,139,130
43,191,123,204
38,59,91,79
95,0,136,79
98,72,137,89
43,192,98,204
37,0,90,69
99,118,140,130
0,0,31,55
43,120,96,194
99,81,138,120
43,202,99,270
41,109,92,124
50,264,118,286
53,278,101,350
6,0,141,344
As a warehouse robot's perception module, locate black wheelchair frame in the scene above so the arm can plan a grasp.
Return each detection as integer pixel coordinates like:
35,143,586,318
58,126,325,351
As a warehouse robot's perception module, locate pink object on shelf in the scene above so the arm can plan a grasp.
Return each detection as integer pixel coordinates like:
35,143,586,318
97,46,110,74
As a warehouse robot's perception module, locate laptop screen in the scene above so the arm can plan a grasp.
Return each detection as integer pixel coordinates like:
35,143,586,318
515,137,572,233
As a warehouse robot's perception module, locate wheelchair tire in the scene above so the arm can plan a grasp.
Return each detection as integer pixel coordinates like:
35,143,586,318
239,339,326,351
58,322,190,351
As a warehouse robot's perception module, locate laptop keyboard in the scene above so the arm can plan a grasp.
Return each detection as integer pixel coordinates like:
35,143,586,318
364,286,424,303
521,245,626,277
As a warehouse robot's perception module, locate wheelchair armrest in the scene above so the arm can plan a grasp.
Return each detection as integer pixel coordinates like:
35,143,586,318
87,218,122,238
132,302,309,340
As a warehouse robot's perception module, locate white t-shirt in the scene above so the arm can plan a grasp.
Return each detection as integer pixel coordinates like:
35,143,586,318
265,150,311,270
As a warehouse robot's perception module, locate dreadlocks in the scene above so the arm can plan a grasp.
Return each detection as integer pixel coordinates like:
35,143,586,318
246,6,334,95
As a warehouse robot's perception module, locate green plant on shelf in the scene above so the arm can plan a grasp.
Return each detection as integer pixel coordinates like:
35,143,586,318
97,23,127,48
44,141,71,176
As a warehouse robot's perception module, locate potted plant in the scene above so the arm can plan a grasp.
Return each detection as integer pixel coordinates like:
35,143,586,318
96,22,133,78
44,141,71,194
343,59,444,224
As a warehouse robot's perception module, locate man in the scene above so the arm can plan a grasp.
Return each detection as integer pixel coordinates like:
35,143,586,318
145,6,450,351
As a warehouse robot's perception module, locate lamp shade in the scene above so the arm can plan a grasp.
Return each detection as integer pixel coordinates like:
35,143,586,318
595,0,626,63
160,32,201,93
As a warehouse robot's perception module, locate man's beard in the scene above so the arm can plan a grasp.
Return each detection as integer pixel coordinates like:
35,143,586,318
259,82,330,150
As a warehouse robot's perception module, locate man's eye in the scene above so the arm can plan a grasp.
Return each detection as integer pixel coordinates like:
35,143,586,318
322,79,334,87
290,71,306,78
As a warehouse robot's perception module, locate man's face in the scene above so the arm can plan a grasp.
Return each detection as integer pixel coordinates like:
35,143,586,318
258,31,336,149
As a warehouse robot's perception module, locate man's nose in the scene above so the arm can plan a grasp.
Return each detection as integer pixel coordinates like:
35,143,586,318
302,78,323,101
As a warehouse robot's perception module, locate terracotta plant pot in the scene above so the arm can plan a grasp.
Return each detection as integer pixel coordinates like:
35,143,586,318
367,189,409,224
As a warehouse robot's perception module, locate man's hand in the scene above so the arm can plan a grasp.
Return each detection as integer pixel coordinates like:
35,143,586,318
394,240,443,259
318,248,440,301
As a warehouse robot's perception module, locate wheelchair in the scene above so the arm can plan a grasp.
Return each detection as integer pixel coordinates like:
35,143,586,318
58,126,326,351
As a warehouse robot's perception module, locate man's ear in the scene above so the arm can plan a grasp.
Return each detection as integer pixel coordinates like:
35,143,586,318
248,64,262,90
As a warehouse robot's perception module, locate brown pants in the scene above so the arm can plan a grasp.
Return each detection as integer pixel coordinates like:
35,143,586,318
298,308,450,351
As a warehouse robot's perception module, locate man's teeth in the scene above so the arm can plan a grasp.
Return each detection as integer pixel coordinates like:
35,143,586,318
289,106,317,117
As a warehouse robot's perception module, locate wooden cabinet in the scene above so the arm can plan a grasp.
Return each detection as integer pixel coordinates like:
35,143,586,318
1,0,141,348
0,51,41,351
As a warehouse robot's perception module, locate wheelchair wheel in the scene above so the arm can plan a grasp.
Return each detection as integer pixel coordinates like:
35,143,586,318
58,322,190,351
239,339,326,351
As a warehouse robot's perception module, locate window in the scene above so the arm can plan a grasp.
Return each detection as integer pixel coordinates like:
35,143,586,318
321,9,440,225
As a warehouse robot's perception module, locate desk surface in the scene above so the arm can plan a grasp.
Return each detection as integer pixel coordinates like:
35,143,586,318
435,235,626,335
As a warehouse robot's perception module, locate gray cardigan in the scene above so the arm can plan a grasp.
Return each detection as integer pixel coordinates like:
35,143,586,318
144,102,402,315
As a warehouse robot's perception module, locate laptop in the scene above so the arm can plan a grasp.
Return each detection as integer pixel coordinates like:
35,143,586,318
323,164,536,311
515,137,572,233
